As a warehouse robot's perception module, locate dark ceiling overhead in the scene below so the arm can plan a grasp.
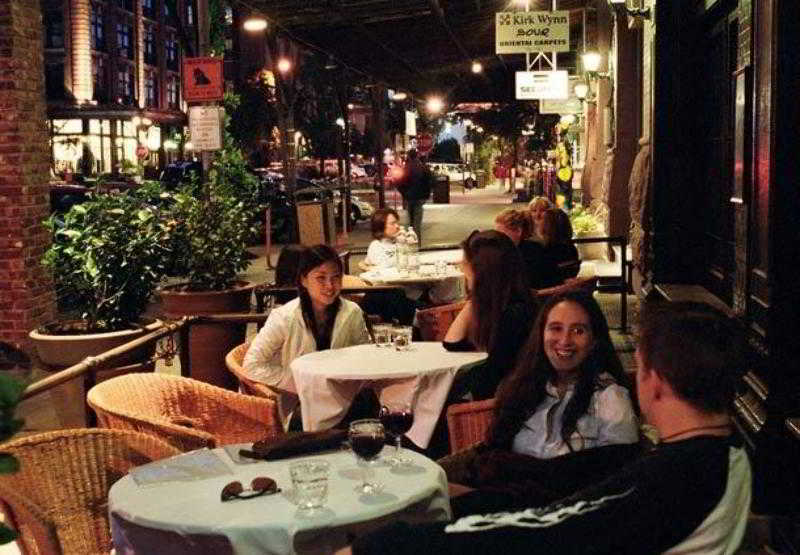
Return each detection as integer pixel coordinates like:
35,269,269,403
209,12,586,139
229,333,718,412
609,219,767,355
249,0,589,104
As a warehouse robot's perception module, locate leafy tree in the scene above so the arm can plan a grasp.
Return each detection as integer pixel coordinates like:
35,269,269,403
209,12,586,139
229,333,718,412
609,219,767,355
430,137,461,162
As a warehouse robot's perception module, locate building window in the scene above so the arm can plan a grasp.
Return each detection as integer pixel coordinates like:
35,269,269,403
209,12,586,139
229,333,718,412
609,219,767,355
144,24,157,65
92,56,108,102
186,0,194,25
45,63,66,98
166,74,179,109
163,0,171,19
44,10,64,49
166,34,179,70
145,71,159,108
116,0,133,12
142,0,155,19
117,21,133,59
117,66,134,104
90,4,105,51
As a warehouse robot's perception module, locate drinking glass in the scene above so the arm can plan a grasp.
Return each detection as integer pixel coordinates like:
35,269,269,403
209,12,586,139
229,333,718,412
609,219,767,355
392,325,412,351
289,460,330,511
372,324,392,348
378,402,414,466
348,419,385,494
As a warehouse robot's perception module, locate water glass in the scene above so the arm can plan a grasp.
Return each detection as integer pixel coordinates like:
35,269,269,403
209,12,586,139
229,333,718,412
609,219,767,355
373,324,392,348
289,460,330,511
392,325,412,351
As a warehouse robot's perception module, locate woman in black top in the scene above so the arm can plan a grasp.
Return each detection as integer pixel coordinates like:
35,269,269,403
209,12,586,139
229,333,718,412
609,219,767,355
443,230,537,400
539,208,580,287
494,208,557,290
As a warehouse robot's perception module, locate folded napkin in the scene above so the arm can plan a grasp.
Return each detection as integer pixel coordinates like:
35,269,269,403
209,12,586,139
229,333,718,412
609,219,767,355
240,429,348,461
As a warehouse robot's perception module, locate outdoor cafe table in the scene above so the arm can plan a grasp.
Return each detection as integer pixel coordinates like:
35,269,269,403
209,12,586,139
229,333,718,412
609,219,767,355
291,342,487,448
359,249,464,287
109,446,451,555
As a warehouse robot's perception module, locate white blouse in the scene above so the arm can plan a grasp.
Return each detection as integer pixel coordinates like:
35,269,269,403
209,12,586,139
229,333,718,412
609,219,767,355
511,376,639,459
364,238,396,268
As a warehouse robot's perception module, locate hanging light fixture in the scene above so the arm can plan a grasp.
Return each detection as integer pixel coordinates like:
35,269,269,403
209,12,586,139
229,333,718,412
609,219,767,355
391,91,408,101
243,14,267,32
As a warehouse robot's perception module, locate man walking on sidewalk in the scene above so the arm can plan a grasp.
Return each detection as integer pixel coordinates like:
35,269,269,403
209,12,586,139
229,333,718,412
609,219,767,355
397,149,432,243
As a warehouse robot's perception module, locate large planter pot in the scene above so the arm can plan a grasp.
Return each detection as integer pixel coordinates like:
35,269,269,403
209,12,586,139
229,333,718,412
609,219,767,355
28,320,161,427
159,282,253,390
575,230,608,261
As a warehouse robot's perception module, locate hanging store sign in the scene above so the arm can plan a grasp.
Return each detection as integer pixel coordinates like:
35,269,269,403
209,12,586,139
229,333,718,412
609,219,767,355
183,57,224,102
405,111,417,136
188,106,224,151
495,11,570,54
540,76,584,114
515,71,569,100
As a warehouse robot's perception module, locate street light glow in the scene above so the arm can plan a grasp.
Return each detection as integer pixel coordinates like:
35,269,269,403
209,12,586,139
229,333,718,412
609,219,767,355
277,58,292,73
582,52,602,72
243,16,267,32
471,61,483,74
426,96,444,114
574,83,589,99
335,118,345,128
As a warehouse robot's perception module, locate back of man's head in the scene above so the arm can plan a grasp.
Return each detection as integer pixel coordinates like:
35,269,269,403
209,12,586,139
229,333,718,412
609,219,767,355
638,302,745,414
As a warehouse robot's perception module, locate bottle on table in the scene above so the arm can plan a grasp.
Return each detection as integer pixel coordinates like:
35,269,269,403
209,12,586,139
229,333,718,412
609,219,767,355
396,227,408,272
406,227,419,272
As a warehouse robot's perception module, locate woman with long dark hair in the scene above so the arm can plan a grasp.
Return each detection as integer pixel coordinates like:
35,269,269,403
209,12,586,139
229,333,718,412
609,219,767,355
442,292,639,514
244,245,370,429
539,208,581,287
443,230,537,400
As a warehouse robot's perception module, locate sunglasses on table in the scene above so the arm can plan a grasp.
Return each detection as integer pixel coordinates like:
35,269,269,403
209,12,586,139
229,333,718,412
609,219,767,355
220,476,280,502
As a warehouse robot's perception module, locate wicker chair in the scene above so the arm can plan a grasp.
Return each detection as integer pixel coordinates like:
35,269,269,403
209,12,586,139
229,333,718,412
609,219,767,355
416,301,467,341
225,343,285,400
0,428,179,555
87,373,282,452
445,398,496,454
533,275,597,299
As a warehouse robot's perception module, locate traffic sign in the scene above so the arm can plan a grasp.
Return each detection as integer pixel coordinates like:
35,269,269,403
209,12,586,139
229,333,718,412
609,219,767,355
189,106,223,151
183,57,224,102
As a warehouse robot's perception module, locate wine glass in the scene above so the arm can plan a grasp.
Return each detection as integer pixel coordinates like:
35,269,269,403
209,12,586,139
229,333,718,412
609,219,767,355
348,419,385,494
378,402,414,466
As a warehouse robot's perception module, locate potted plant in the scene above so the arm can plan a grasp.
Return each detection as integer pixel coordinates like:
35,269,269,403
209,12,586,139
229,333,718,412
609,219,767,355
569,205,607,261
29,188,169,370
158,152,260,389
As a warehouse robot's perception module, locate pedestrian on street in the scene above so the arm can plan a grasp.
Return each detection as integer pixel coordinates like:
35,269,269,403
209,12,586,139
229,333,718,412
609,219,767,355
397,149,432,244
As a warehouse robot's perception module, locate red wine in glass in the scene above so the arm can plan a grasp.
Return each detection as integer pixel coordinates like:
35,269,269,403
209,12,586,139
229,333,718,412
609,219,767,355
351,435,384,461
379,403,414,465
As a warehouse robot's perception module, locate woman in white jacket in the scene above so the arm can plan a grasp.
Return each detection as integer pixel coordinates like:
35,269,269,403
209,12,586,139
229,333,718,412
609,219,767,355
243,245,370,428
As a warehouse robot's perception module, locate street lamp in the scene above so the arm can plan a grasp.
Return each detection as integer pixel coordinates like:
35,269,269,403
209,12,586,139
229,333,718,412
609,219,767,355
426,96,444,114
277,58,292,73
243,15,267,32
471,61,483,74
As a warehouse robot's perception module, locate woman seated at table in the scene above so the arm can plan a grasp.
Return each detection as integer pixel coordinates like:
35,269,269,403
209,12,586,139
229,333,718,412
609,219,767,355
528,196,552,244
244,244,371,429
443,230,537,400
361,207,462,305
494,208,557,290
539,207,581,288
442,292,639,514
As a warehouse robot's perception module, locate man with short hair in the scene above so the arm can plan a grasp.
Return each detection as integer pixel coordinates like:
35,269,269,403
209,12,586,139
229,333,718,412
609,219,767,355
397,149,431,243
339,302,752,555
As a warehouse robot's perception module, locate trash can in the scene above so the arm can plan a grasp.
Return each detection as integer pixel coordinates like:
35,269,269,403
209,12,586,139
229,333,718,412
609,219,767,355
432,174,450,204
475,170,487,189
295,186,336,245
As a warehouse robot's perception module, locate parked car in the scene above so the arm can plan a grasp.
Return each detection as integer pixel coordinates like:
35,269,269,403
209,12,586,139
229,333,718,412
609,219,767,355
428,161,477,189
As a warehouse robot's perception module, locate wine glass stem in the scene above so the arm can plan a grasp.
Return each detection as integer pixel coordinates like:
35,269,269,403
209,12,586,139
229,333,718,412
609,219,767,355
395,435,402,458
362,462,369,491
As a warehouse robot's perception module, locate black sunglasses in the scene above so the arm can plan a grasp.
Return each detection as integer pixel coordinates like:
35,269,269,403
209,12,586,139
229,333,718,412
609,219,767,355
220,477,280,502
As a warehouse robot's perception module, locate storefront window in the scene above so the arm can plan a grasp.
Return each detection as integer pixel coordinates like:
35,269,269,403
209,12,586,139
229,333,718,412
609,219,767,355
117,66,134,104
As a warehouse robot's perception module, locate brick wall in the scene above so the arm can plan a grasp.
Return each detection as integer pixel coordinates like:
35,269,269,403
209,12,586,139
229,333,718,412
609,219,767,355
0,0,56,348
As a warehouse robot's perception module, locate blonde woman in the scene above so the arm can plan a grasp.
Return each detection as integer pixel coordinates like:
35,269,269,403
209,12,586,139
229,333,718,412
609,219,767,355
528,196,552,243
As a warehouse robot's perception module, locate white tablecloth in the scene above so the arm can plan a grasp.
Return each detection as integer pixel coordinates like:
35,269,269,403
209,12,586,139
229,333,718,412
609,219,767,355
109,447,451,555
291,343,487,448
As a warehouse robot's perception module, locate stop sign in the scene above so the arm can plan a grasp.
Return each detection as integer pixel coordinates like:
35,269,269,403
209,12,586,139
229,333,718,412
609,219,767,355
417,133,433,153
136,145,150,159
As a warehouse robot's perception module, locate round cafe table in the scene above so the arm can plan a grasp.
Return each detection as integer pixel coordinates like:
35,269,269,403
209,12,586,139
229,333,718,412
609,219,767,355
291,342,487,448
109,446,451,555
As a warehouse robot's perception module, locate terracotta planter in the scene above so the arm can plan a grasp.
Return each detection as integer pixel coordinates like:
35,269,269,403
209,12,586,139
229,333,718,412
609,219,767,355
28,320,160,427
159,282,253,390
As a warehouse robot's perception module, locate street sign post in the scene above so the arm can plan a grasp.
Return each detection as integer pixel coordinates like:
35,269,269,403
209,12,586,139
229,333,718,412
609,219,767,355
188,106,224,151
183,57,224,102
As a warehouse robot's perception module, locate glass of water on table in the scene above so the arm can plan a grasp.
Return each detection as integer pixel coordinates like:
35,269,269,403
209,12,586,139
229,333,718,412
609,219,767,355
392,325,412,351
373,324,392,347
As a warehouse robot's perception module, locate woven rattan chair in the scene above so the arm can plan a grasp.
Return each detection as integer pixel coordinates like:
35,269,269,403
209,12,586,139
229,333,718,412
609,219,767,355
445,398,496,454
416,301,467,341
225,343,282,400
0,428,179,555
87,373,282,452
